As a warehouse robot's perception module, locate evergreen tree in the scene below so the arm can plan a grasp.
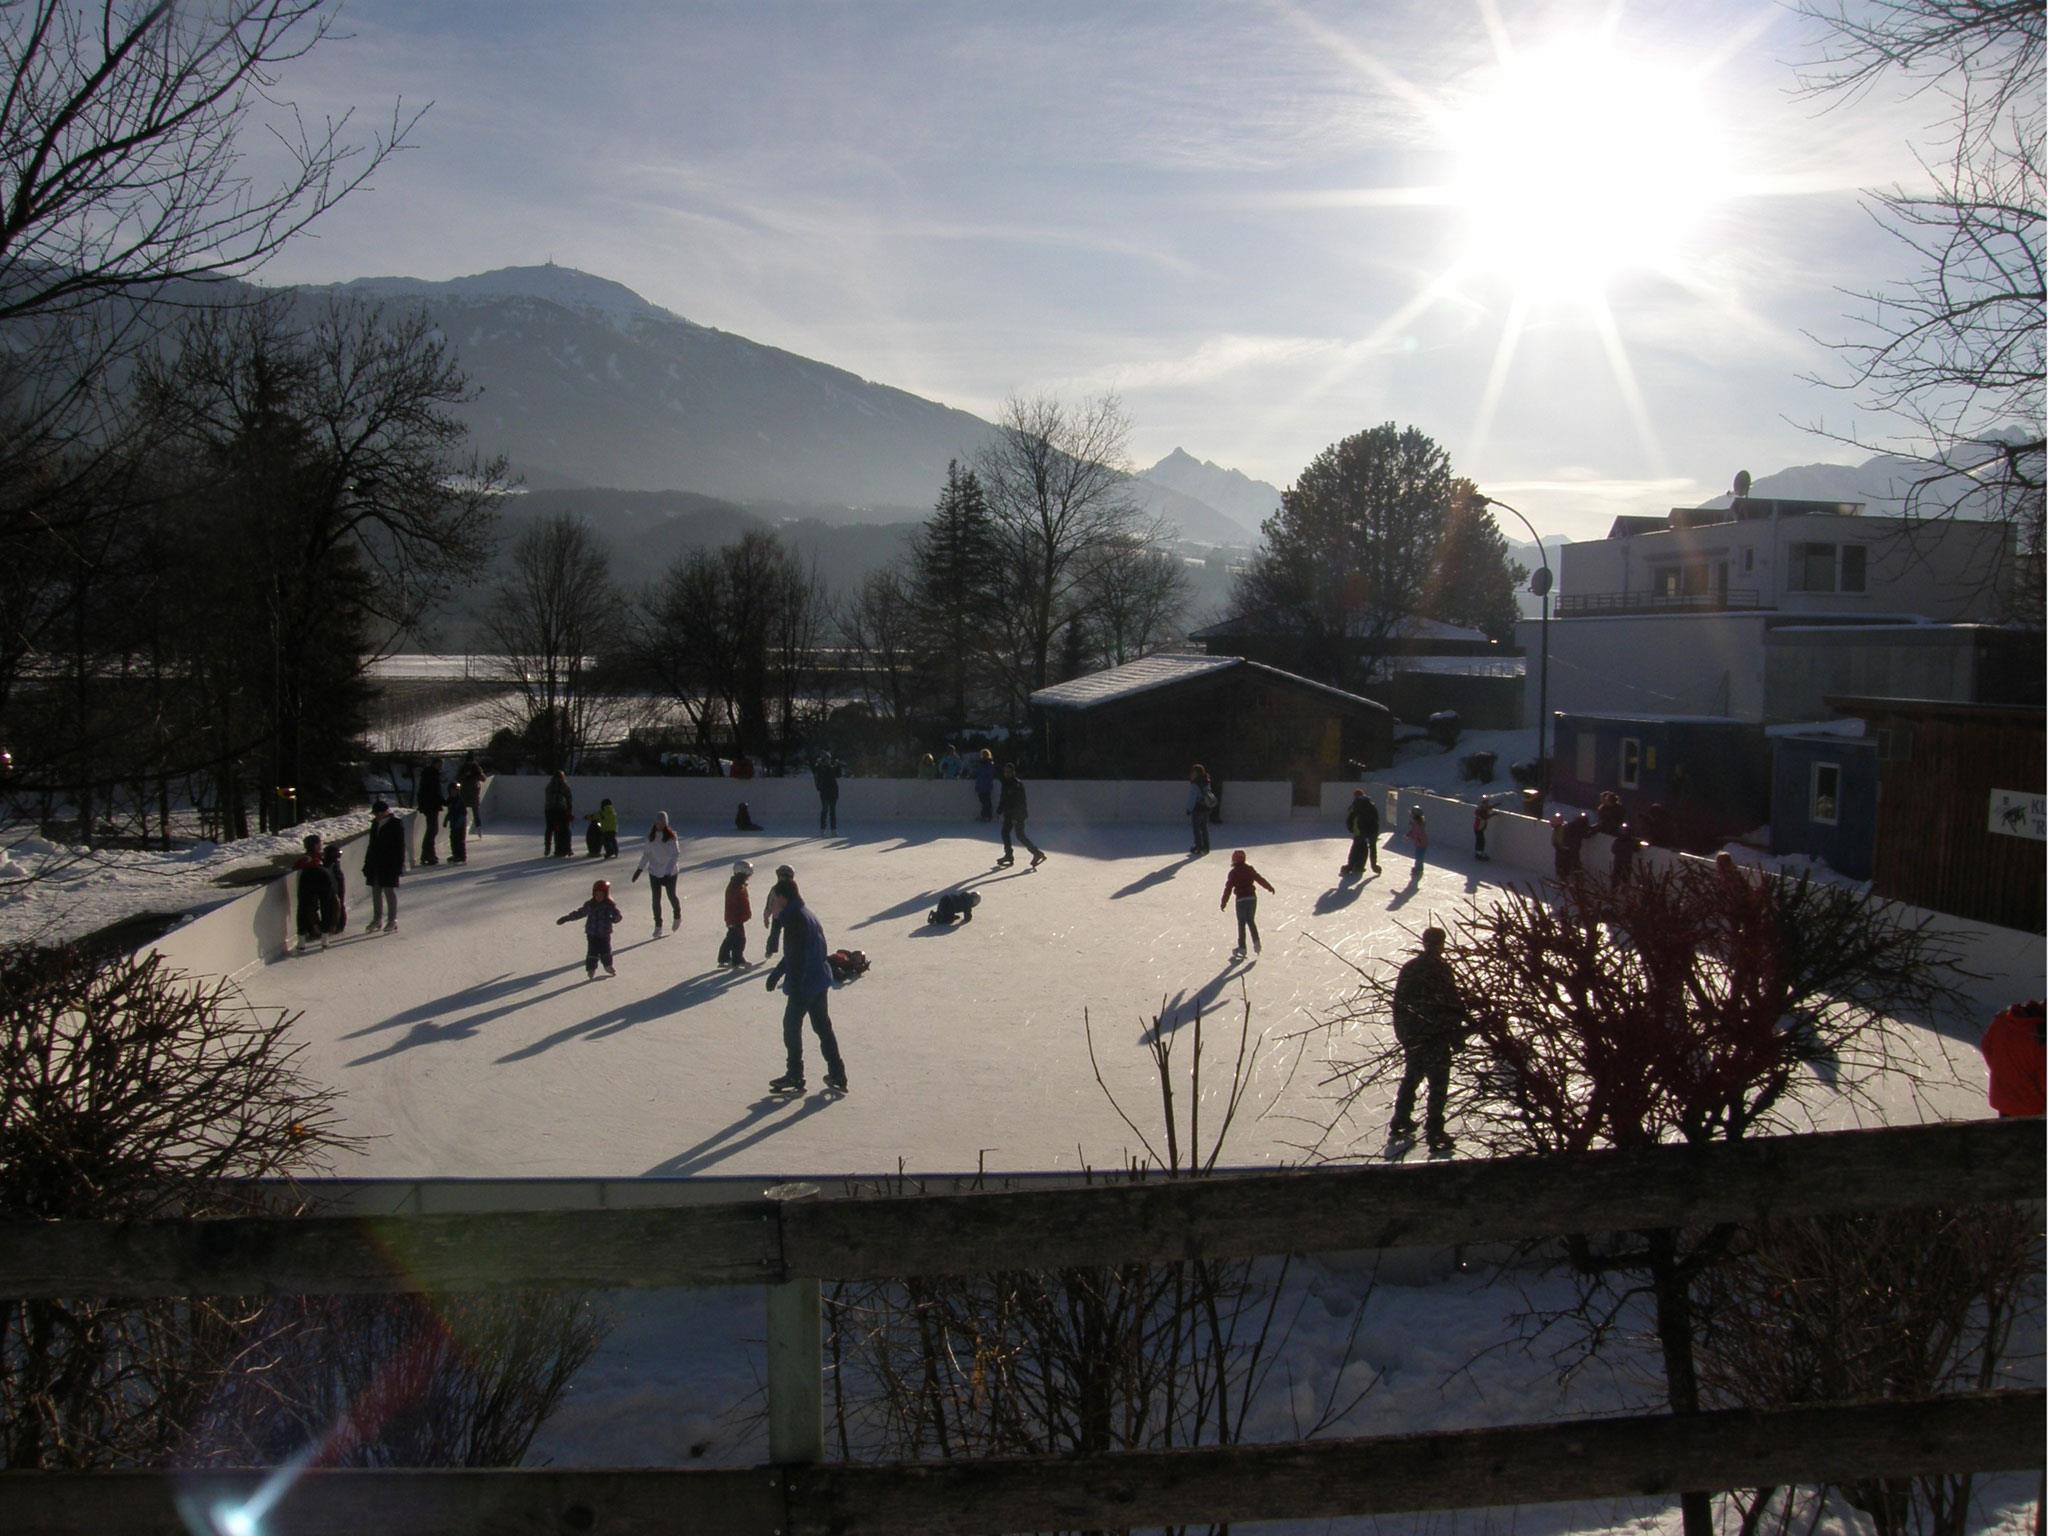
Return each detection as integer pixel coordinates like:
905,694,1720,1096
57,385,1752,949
1424,482,1526,642
909,461,1003,730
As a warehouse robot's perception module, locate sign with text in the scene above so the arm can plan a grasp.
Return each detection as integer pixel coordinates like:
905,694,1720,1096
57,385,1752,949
1987,789,2046,841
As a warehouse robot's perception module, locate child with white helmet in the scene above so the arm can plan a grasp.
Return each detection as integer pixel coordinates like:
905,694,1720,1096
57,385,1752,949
558,878,624,979
719,860,754,967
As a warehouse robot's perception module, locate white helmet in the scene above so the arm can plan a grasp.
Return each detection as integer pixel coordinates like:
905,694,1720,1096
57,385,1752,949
732,859,753,876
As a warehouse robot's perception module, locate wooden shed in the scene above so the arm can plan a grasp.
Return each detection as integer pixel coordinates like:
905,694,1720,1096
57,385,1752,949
1030,655,1394,807
1826,697,2046,932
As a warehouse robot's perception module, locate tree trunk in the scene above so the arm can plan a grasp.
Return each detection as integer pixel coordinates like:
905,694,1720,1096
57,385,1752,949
1647,1228,1713,1536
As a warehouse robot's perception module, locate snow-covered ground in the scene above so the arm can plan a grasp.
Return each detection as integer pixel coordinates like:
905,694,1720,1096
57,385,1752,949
0,812,375,950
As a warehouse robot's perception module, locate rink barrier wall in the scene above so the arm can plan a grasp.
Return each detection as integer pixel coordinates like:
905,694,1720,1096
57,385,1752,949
6,1122,2039,1535
485,774,1293,826
143,809,422,983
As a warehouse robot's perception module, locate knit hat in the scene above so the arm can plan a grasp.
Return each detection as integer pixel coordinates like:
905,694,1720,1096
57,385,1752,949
774,863,795,880
371,800,390,815
1230,849,1246,865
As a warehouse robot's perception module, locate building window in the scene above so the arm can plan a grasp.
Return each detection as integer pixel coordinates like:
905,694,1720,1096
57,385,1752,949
1790,542,1838,592
1840,543,1867,592
1619,736,1641,789
1654,565,1681,598
1810,762,1841,825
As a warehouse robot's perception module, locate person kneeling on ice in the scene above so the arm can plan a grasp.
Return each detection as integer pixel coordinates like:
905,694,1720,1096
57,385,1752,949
762,877,848,1094
558,879,624,979
719,860,753,967
1219,850,1274,958
1390,926,1466,1153
927,889,980,925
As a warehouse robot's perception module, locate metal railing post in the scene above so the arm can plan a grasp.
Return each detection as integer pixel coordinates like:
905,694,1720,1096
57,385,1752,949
763,1182,823,1465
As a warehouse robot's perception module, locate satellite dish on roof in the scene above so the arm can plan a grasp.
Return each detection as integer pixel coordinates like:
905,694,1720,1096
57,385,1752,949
1733,470,1752,497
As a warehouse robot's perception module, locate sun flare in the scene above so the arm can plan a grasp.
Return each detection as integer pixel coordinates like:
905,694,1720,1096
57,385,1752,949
1447,38,1733,297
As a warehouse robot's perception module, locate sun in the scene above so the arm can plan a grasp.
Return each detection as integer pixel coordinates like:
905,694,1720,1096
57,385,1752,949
1446,37,1733,298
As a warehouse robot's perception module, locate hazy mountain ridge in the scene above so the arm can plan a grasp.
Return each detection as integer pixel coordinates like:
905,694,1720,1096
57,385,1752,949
1141,447,1280,538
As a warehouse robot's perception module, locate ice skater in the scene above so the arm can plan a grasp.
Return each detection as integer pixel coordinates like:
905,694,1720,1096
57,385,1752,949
763,875,848,1094
595,797,619,858
446,790,469,864
558,878,623,979
996,763,1045,867
631,811,682,935
1471,797,1494,862
1389,926,1466,1152
361,800,406,932
1220,850,1274,959
763,863,796,955
1405,807,1428,883
293,834,334,952
1187,764,1215,856
1343,788,1380,875
719,860,753,967
321,842,347,934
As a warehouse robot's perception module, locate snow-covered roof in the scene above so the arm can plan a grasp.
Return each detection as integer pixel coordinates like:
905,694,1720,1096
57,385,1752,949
1390,656,1526,678
1029,654,1242,710
1765,717,1867,739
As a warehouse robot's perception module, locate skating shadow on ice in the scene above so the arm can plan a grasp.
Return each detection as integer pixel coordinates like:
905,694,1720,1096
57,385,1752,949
1148,965,1244,1040
1313,881,1368,915
852,889,949,928
677,839,807,877
1110,860,1188,900
494,967,756,1063
345,963,590,1064
643,1092,834,1177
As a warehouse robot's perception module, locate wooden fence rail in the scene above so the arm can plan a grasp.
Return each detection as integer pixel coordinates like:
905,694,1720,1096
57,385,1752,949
3,1393,2039,1536
2,1119,2037,1298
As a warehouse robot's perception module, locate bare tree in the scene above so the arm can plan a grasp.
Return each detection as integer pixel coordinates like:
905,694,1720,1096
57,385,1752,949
481,514,618,773
1797,0,2045,620
840,567,926,723
1079,533,1191,668
976,394,1161,698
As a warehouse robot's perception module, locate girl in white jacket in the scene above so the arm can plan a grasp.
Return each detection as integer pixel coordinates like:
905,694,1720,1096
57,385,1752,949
631,811,683,936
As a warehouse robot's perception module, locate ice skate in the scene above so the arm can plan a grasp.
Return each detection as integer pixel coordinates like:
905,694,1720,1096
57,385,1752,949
995,854,1014,867
1229,946,1245,961
603,964,617,977
767,1073,805,1095
1029,850,1045,868
823,1070,848,1092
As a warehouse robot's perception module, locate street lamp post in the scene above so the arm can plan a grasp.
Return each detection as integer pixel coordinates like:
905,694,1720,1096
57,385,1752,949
1476,496,1550,800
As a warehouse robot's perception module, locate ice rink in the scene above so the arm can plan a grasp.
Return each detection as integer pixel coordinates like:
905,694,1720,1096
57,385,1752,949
236,813,1999,1181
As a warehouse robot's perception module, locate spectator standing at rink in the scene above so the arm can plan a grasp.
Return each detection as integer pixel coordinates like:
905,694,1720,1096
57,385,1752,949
557,878,623,979
1471,797,1494,862
445,791,469,864
917,753,938,780
730,750,756,780
1220,850,1275,959
939,744,962,780
632,811,683,936
1981,1000,2045,1118
457,754,486,835
361,801,406,933
544,771,574,858
417,760,445,865
972,749,997,821
814,753,842,832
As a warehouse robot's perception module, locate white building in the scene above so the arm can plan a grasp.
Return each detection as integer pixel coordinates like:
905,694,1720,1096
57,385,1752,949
1518,495,2018,725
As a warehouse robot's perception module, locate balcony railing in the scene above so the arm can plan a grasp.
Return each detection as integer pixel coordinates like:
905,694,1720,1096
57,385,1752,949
1555,588,1765,617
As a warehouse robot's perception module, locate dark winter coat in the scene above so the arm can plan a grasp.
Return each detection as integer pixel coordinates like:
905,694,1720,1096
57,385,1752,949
294,856,334,931
1391,952,1464,1049
771,900,832,998
813,760,841,798
997,774,1028,819
544,777,573,819
559,898,624,942
361,816,406,887
457,760,485,805
1346,796,1380,839
418,767,445,811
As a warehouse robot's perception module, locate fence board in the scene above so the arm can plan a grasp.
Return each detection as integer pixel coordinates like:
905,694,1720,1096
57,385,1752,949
0,1121,2036,1298
2,1393,2037,1536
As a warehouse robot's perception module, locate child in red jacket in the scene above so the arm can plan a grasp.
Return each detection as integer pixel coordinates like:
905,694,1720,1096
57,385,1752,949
718,860,754,967
1220,850,1276,959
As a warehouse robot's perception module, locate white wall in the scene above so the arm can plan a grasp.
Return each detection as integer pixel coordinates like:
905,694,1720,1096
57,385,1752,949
1514,612,1772,725
486,776,1293,827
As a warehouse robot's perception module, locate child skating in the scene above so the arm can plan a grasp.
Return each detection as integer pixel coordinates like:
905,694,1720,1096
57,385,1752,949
719,860,753,967
1220,850,1275,959
558,878,624,979
1406,808,1428,883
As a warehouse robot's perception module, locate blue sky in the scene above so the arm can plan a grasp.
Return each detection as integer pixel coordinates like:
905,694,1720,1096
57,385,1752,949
260,0,1948,540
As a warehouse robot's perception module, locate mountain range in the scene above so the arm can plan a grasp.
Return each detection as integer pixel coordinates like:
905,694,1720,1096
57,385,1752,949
308,265,1276,544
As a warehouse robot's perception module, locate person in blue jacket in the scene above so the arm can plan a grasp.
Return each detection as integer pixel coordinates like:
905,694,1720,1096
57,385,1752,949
762,878,849,1094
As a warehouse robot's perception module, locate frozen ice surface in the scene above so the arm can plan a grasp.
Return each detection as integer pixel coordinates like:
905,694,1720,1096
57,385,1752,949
229,816,1996,1181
